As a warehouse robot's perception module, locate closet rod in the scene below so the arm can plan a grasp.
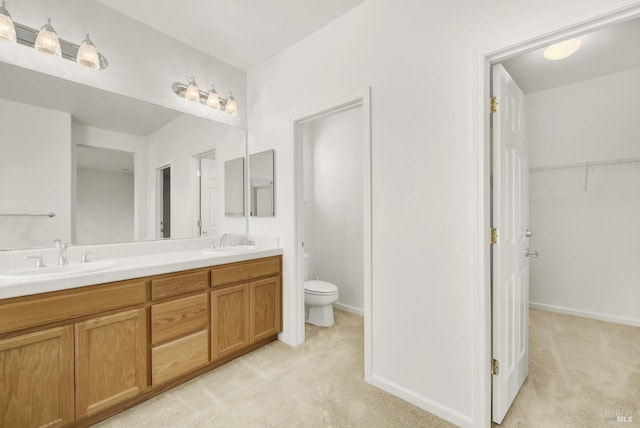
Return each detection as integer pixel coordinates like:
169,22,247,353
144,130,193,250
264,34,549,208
0,212,56,218
530,157,640,173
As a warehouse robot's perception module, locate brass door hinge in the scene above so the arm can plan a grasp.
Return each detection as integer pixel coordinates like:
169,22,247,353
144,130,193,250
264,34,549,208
492,358,499,375
490,96,498,113
490,227,498,245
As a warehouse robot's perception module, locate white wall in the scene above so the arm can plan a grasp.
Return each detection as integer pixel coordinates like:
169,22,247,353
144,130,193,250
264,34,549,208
72,123,147,240
527,67,640,326
146,114,246,239
246,0,640,425
0,98,71,248
76,168,134,244
0,0,246,128
303,106,364,314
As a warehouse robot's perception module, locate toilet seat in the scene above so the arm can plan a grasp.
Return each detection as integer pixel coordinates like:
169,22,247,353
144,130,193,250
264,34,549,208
304,280,338,295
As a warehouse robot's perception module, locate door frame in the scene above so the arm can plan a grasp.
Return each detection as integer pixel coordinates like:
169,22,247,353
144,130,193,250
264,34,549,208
191,149,217,238
291,88,372,380
156,162,172,239
472,3,640,426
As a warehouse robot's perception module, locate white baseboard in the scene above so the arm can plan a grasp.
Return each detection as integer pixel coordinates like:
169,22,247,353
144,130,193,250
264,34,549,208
530,302,640,327
370,374,473,428
334,302,364,316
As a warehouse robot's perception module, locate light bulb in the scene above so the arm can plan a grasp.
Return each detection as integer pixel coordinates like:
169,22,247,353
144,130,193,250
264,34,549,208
224,92,237,116
543,38,581,61
185,76,200,103
206,84,220,109
0,1,16,44
76,33,100,69
35,18,61,57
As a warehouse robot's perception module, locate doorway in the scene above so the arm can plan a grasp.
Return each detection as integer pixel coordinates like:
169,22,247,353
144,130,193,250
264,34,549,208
157,165,171,238
194,150,218,237
474,5,640,427
291,89,372,378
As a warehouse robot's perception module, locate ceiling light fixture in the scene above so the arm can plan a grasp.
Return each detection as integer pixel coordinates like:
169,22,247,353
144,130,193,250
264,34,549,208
172,78,239,116
0,1,16,43
543,38,581,61
0,2,108,69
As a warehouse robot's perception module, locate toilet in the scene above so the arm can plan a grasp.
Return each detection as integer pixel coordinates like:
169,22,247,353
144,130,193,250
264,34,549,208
304,253,339,327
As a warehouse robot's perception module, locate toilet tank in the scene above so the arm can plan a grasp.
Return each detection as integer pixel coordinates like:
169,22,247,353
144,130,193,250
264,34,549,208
304,253,310,281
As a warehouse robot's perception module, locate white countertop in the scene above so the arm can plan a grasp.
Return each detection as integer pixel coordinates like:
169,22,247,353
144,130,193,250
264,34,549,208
0,247,283,299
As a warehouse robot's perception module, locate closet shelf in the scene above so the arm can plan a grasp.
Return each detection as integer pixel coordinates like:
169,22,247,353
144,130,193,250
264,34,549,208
529,157,640,173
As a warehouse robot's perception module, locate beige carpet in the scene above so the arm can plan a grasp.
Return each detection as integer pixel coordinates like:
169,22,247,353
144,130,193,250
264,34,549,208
95,310,454,428
498,309,640,427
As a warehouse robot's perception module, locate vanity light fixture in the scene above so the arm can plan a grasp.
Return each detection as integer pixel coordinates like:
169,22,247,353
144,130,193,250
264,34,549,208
76,33,100,69
184,76,201,102
206,84,220,109
34,18,61,57
0,1,16,43
543,38,581,61
0,2,108,69
172,77,239,116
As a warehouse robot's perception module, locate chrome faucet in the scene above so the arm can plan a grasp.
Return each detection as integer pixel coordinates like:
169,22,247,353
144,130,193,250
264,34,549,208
219,233,232,248
54,239,69,266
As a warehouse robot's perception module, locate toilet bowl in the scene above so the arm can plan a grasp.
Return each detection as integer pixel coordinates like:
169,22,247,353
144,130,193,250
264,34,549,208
303,253,339,327
304,280,339,327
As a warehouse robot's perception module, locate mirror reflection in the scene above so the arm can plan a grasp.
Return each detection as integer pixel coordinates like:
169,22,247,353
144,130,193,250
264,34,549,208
0,61,247,250
224,157,245,217
250,149,275,217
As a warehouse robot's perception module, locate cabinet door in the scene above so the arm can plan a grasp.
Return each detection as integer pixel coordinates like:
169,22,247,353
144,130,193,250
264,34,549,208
0,326,74,428
250,276,281,343
211,283,249,360
75,308,147,418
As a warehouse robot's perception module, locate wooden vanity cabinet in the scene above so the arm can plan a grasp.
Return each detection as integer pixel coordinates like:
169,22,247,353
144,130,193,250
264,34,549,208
150,269,210,385
211,283,250,360
0,326,74,428
210,256,281,361
0,255,281,427
75,308,147,418
250,276,281,343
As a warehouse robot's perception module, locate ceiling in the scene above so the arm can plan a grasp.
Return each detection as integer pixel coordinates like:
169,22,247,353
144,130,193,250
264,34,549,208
0,61,181,136
501,17,640,93
95,0,368,71
76,145,134,172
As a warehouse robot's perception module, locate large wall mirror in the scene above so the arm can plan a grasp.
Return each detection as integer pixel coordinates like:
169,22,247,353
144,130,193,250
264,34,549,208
0,61,247,251
249,149,275,217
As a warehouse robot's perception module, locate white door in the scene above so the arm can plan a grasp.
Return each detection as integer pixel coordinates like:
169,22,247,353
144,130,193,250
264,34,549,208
492,64,530,424
200,158,217,236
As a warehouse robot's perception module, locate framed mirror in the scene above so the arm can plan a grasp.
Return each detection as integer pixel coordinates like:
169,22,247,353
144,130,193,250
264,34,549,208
249,149,275,217
224,157,245,217
0,61,247,250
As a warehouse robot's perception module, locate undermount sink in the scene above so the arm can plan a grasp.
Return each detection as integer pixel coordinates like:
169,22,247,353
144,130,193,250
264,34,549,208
0,260,117,281
202,244,258,255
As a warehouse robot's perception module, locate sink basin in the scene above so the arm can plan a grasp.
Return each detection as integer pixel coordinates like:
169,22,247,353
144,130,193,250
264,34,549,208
202,244,258,255
0,260,117,280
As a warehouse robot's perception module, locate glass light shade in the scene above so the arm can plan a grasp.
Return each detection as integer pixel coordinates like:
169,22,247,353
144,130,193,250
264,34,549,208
76,33,100,70
206,85,220,109
543,38,581,61
224,92,238,116
185,77,201,103
0,1,16,44
35,19,61,57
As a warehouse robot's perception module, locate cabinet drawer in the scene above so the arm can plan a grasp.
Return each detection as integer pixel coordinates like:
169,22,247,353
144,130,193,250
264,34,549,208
0,279,147,335
152,330,209,385
151,293,208,344
151,269,209,301
211,256,281,288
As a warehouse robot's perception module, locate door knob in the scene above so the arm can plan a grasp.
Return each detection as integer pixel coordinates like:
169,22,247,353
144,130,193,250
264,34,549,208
525,229,533,237
525,249,539,258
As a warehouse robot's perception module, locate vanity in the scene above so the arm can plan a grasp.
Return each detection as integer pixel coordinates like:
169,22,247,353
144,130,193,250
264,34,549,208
0,248,282,428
